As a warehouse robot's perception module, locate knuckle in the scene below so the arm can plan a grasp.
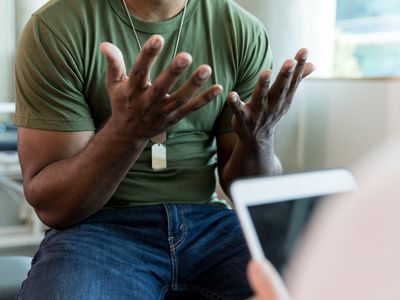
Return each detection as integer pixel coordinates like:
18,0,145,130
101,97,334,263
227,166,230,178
257,95,267,103
174,97,185,108
204,92,214,102
279,87,288,96
152,85,167,98
297,58,306,66
141,104,152,115
169,65,183,77
190,76,204,88
131,66,146,78
284,71,293,78
144,45,159,56
192,103,203,112
108,66,118,76
260,78,271,87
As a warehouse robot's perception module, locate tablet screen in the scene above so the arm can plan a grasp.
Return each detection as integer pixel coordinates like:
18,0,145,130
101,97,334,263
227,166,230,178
247,196,320,271
230,169,357,272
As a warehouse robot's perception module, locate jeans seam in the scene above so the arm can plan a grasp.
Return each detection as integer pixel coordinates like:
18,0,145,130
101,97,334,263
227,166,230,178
158,285,170,300
174,204,187,248
169,238,178,290
164,204,179,290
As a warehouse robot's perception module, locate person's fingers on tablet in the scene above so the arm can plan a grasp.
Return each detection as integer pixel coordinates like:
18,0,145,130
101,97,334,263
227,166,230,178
247,260,292,300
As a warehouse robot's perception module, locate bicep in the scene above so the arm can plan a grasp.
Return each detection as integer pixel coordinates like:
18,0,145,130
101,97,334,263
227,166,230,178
18,128,94,182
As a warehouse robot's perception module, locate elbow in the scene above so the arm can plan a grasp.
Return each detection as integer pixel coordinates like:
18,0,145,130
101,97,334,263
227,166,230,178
35,208,74,230
25,192,74,229
24,185,74,229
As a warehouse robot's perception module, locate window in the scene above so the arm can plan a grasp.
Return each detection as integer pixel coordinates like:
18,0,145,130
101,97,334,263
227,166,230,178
334,0,400,78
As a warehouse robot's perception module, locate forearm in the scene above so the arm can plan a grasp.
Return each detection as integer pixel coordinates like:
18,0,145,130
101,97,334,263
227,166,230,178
25,118,148,229
220,135,282,195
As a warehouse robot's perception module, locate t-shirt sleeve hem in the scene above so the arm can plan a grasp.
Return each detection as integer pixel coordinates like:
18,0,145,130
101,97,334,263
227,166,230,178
13,115,96,132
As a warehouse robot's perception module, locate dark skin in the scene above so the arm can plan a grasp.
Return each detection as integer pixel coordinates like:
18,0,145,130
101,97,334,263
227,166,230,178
219,51,314,192
18,33,314,229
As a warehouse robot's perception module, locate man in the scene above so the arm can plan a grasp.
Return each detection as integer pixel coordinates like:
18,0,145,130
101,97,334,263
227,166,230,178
14,0,313,299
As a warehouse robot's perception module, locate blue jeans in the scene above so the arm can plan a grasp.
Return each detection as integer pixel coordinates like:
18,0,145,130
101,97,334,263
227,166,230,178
17,204,252,299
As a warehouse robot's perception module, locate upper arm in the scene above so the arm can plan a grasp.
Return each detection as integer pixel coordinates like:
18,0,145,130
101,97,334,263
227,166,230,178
18,128,94,184
15,15,97,185
13,15,95,132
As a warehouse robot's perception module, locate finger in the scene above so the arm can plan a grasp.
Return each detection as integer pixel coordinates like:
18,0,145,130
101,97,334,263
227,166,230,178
269,59,296,103
128,34,164,91
164,65,213,111
247,260,291,300
286,48,308,99
249,70,272,112
99,42,128,88
303,62,316,78
227,92,247,125
172,84,223,118
149,52,193,100
248,260,274,299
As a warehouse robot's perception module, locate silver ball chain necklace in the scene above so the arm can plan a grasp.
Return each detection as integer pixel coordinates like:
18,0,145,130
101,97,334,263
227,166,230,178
121,0,189,171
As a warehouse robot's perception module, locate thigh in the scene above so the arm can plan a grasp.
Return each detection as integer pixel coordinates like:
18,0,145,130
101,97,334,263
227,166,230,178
18,209,171,300
177,205,252,300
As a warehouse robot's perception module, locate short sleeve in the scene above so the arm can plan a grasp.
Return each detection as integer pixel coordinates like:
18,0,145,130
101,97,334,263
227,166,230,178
13,15,95,131
215,28,273,135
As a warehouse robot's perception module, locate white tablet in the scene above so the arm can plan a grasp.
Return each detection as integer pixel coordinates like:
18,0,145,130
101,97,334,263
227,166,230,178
230,168,357,261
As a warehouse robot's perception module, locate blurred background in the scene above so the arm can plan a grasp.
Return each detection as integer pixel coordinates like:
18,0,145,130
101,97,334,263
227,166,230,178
236,0,400,172
0,0,49,258
0,0,399,257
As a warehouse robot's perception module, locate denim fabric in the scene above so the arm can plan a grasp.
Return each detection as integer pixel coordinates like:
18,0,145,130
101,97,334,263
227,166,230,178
17,204,252,300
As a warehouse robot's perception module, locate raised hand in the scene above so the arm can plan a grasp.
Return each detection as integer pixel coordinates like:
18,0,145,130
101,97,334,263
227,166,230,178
99,34,223,142
227,49,315,148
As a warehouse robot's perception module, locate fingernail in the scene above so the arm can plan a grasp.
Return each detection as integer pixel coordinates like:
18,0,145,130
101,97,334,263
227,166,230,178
288,62,296,72
301,51,308,60
231,92,239,102
213,85,223,96
150,37,161,48
198,69,211,80
176,56,190,68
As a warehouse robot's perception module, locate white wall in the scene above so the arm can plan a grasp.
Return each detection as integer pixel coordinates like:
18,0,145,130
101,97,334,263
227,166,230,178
15,0,49,39
235,0,337,172
0,0,16,103
301,79,400,171
235,1,400,174
0,0,48,103
235,0,336,78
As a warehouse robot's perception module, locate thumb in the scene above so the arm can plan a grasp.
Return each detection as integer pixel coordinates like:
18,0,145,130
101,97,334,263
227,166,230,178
227,92,246,124
99,42,127,88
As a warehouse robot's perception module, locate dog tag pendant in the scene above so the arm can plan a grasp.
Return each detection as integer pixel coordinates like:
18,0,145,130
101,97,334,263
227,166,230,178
151,143,167,170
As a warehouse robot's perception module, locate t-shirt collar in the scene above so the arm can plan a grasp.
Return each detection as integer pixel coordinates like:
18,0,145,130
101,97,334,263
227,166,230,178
108,0,199,34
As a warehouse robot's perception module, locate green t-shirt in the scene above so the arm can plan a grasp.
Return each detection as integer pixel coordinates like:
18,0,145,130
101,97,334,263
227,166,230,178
13,0,273,206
